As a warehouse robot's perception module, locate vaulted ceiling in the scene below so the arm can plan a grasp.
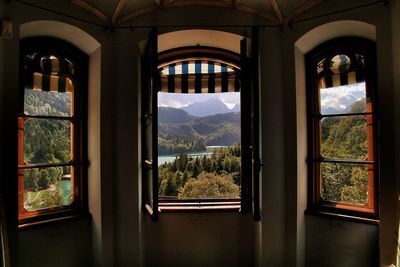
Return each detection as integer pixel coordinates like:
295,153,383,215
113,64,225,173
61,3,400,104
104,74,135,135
68,0,326,27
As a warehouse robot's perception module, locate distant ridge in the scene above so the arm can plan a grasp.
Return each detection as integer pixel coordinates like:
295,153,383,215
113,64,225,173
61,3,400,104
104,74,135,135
158,107,240,154
182,98,231,117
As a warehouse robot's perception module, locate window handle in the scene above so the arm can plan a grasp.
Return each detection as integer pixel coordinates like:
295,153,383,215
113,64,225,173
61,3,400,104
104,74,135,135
144,160,153,169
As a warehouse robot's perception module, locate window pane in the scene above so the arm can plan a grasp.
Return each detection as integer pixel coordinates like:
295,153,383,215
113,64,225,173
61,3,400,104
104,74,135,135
24,118,71,164
321,162,368,205
23,166,73,211
158,93,241,200
321,115,367,160
24,89,71,117
320,83,366,115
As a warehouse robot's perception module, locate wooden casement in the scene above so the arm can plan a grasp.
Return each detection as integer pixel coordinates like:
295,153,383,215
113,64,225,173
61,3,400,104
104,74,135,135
306,37,378,221
142,28,261,221
141,28,159,221
18,37,88,226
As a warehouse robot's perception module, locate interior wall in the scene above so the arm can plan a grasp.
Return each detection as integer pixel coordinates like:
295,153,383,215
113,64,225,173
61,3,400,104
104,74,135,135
88,47,102,267
1,1,398,267
4,1,108,266
392,1,400,265
285,3,390,267
259,28,286,267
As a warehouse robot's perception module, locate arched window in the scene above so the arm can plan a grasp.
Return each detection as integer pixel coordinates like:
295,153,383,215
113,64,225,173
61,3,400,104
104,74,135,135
306,37,378,220
18,37,88,226
141,29,260,221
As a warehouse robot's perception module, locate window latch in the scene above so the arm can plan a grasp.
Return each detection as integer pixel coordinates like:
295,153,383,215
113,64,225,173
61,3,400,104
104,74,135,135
144,160,153,169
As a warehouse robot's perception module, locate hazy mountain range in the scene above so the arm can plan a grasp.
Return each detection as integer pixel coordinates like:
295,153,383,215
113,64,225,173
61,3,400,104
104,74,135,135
181,98,240,117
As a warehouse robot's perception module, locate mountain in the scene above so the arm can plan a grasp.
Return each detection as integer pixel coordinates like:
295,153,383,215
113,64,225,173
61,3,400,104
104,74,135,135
230,104,240,112
322,98,366,115
321,106,341,115
158,107,240,154
182,98,231,117
158,106,193,123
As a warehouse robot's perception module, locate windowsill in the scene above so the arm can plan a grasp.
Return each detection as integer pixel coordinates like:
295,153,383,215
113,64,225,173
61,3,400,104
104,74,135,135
18,212,91,230
159,200,241,212
305,209,379,225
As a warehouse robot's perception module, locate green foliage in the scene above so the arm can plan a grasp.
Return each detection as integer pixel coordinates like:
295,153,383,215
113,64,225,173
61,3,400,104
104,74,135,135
320,99,369,205
158,145,241,199
179,172,239,199
23,90,71,209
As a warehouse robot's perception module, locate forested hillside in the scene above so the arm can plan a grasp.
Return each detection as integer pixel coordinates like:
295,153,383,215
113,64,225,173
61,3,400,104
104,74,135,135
158,107,240,155
320,98,369,205
23,90,71,210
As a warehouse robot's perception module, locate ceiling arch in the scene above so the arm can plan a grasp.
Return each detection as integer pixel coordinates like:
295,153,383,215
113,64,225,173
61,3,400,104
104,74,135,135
68,0,325,27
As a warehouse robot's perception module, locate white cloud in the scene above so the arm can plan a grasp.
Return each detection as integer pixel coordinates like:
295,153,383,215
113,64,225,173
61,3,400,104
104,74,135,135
158,92,240,109
320,83,365,110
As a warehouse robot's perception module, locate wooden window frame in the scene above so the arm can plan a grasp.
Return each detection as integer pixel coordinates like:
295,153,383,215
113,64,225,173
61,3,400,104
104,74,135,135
141,28,261,221
18,37,88,227
305,37,379,221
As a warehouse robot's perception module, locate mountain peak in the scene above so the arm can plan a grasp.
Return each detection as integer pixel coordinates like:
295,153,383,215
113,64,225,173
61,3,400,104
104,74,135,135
182,97,231,117
230,104,240,112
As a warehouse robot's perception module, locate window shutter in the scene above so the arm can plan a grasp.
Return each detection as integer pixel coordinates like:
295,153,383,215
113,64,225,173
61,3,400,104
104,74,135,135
240,37,252,214
240,28,261,221
141,28,159,221
251,27,261,221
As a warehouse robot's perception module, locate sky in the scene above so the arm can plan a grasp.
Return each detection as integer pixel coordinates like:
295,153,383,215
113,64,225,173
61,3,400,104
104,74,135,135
158,92,240,109
157,82,365,111
320,82,365,110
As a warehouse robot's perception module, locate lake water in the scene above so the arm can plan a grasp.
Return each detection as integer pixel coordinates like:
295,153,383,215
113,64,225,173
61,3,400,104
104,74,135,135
58,180,72,205
158,146,223,166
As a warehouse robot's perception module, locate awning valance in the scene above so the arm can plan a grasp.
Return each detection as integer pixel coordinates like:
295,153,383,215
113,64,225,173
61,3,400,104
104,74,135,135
25,72,74,93
159,60,240,93
318,54,365,89
318,70,364,89
24,55,74,93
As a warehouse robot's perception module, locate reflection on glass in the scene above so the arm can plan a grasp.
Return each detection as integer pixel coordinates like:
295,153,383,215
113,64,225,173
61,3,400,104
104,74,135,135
24,118,71,164
319,83,366,115
321,115,367,160
321,163,368,205
23,166,73,211
24,89,71,117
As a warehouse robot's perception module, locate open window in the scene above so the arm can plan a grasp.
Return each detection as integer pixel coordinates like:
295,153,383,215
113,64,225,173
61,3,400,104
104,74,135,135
18,37,88,227
306,37,378,221
141,29,261,221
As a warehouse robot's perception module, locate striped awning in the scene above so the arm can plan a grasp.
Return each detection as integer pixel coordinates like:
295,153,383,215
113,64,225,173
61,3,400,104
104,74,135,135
26,72,74,93
318,71,364,89
318,54,364,89
40,55,74,76
159,60,240,93
25,55,74,93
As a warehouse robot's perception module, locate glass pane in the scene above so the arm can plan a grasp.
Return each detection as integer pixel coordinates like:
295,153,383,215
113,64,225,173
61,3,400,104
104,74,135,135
23,166,73,211
24,118,71,164
158,92,241,200
321,163,369,205
24,89,71,117
321,115,368,160
320,83,366,115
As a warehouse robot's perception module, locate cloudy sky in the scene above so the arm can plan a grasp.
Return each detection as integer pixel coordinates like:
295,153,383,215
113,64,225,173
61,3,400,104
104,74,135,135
320,82,365,110
158,92,240,109
157,82,365,111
